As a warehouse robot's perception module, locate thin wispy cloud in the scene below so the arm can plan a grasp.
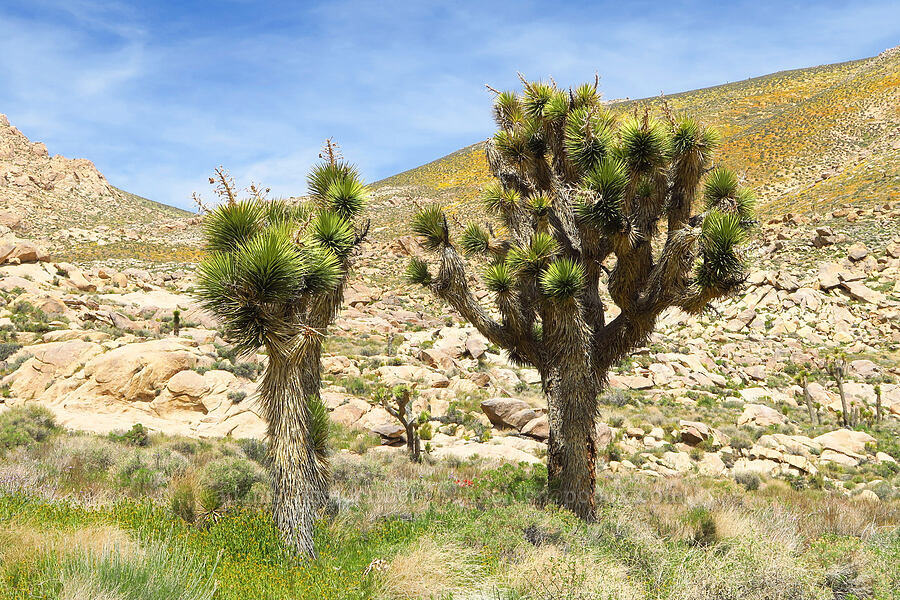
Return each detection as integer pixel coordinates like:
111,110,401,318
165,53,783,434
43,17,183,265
0,0,897,210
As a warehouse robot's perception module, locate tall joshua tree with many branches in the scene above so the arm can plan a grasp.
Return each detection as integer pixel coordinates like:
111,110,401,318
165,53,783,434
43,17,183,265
406,78,754,520
196,149,367,556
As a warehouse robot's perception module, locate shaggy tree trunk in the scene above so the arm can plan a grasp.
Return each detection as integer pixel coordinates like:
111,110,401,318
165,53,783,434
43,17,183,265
263,356,327,558
406,423,421,462
876,387,883,423
837,378,849,428
545,367,599,521
802,379,818,424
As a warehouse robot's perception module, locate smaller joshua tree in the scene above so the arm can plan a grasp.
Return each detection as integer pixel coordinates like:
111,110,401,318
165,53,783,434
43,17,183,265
405,77,754,520
195,150,367,556
827,353,850,428
371,384,427,462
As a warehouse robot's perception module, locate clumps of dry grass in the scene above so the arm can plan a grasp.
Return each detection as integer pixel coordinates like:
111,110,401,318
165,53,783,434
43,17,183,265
0,523,136,566
502,545,641,600
672,536,828,600
382,536,485,599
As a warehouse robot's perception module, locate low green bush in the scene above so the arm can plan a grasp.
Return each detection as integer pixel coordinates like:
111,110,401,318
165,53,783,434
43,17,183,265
109,423,150,447
0,341,21,362
171,483,197,523
201,457,264,506
0,404,59,453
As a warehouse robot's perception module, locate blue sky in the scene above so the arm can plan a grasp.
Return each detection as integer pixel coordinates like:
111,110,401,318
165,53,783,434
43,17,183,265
1,1,898,211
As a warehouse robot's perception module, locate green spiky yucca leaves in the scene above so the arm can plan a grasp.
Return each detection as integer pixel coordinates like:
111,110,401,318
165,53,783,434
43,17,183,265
484,261,514,294
405,258,432,286
197,163,366,357
411,204,449,249
617,116,671,175
576,157,628,231
704,167,756,223
507,232,558,278
564,106,615,173
540,258,585,300
696,211,747,289
460,223,491,256
483,183,520,216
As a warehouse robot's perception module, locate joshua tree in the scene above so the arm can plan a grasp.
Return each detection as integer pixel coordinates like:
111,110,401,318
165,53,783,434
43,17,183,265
372,384,427,462
195,156,367,556
172,308,181,337
875,383,883,423
827,354,850,428
797,369,819,425
405,78,754,520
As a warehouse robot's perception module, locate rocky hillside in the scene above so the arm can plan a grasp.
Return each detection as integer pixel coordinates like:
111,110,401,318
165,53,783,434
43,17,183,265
0,114,195,261
370,45,900,236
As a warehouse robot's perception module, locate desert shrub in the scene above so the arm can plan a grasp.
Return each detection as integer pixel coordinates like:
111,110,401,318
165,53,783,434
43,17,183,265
170,483,197,523
237,438,268,465
683,507,718,546
149,448,190,478
109,423,150,447
343,376,371,396
10,302,58,333
115,454,166,496
601,389,632,407
196,360,260,380
201,456,264,506
0,404,59,453
735,471,761,491
167,438,201,456
470,463,547,505
604,442,622,462
58,439,117,489
0,342,21,362
729,431,753,451
227,390,246,403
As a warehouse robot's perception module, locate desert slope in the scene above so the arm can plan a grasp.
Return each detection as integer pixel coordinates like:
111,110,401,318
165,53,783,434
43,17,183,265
370,46,900,235
0,114,191,235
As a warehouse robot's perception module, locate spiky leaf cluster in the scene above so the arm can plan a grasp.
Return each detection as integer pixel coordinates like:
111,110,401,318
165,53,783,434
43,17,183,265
460,223,491,256
198,165,365,356
540,258,585,300
404,258,432,286
411,204,448,249
696,211,747,289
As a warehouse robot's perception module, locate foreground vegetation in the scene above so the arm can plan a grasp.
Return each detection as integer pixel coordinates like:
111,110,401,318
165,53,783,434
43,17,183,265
1,406,898,599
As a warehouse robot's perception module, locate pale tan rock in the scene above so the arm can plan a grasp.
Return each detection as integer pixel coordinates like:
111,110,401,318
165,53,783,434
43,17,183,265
679,420,729,448
855,489,880,502
813,429,876,456
481,397,533,429
7,340,103,399
737,403,787,428
521,415,549,440
847,243,869,261
80,338,199,403
330,398,370,427
698,453,727,476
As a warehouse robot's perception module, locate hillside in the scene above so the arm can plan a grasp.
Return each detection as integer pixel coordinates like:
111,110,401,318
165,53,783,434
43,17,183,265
370,46,900,234
0,114,192,242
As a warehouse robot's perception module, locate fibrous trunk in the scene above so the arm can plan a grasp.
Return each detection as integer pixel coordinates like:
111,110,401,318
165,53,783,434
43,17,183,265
545,366,599,521
263,356,327,557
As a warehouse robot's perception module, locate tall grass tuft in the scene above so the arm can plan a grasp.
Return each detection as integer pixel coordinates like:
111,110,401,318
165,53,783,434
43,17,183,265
58,540,219,600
